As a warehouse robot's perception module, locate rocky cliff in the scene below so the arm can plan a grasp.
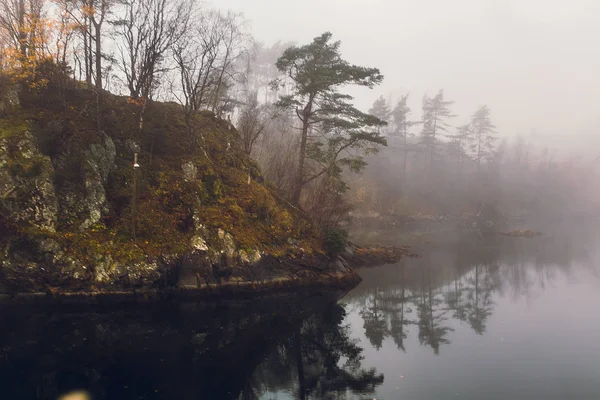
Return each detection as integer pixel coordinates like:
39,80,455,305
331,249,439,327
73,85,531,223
0,77,359,298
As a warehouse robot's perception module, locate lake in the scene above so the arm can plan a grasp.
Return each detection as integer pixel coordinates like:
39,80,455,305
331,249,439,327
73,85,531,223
1,228,600,399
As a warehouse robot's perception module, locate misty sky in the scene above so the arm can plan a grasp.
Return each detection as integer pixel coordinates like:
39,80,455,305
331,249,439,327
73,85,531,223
212,0,600,158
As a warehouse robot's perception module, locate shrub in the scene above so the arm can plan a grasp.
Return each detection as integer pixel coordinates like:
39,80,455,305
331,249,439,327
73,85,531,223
323,227,348,257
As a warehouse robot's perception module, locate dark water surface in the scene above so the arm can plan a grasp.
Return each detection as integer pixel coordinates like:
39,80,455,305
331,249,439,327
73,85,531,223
1,229,600,399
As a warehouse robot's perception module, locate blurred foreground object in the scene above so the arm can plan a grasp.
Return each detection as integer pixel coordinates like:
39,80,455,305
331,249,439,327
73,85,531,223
58,390,91,400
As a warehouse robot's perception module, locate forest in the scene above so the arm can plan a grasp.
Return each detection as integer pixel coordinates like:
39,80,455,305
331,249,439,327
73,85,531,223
2,2,600,399
1,0,599,250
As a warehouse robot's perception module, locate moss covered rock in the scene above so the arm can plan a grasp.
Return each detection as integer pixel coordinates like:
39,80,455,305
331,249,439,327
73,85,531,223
0,83,354,296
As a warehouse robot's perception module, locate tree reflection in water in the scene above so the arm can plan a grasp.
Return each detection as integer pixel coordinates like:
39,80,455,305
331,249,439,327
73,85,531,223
245,302,383,400
0,294,382,400
350,231,589,354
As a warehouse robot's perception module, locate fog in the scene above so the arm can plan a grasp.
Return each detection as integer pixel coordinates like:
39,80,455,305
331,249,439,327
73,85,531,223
216,0,600,157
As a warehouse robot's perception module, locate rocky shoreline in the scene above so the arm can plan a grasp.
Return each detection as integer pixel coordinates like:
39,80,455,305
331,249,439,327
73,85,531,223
0,243,413,304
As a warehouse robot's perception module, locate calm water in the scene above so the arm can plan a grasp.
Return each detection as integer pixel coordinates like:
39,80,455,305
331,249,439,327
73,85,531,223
1,229,600,399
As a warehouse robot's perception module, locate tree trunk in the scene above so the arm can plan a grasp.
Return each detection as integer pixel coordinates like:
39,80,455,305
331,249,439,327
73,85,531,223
402,125,408,183
87,19,94,86
83,15,91,86
17,0,26,58
476,131,483,175
292,100,312,204
93,20,102,90
292,122,308,204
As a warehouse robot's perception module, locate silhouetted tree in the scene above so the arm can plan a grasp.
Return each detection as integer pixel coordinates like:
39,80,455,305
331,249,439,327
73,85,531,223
369,95,391,133
391,93,419,181
470,105,497,173
420,89,455,176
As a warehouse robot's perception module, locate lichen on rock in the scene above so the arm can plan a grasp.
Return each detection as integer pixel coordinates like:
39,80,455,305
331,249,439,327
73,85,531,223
190,235,208,251
0,130,58,232
182,161,197,182
0,84,356,297
80,133,116,229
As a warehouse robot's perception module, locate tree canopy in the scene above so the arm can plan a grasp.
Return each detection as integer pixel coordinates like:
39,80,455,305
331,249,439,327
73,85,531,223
273,32,387,203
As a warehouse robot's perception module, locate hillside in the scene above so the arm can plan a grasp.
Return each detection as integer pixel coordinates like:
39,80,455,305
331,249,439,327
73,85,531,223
0,76,361,297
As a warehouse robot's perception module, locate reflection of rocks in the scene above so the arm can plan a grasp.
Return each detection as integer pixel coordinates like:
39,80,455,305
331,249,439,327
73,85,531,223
0,293,380,400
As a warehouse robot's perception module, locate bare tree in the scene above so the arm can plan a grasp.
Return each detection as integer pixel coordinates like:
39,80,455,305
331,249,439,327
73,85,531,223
114,0,191,100
207,10,250,114
53,0,114,88
113,0,192,134
84,0,111,89
255,113,298,197
236,91,273,155
172,9,222,115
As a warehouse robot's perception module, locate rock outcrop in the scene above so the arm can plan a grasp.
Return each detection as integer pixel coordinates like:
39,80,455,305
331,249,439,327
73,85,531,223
0,130,57,232
0,84,365,299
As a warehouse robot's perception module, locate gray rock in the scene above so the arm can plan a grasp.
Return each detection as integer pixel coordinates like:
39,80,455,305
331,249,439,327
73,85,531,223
112,260,161,286
94,255,116,283
238,250,250,263
0,83,18,115
182,161,197,182
287,237,300,246
0,131,58,232
80,133,116,229
248,249,262,264
222,232,236,258
190,235,208,251
0,237,88,292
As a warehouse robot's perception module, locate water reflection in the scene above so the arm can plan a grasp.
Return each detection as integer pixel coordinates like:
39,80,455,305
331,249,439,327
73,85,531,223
1,230,599,399
246,303,383,400
346,231,597,355
0,293,382,400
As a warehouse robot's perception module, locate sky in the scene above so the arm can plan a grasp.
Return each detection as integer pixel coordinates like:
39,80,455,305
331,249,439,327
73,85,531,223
211,0,600,158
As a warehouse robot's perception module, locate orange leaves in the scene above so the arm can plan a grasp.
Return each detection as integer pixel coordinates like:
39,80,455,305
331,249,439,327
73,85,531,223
81,4,96,18
127,96,146,106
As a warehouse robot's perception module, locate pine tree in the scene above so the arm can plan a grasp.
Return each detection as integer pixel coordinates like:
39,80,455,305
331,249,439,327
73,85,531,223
420,89,455,177
273,32,386,204
469,105,497,173
391,94,419,181
369,95,391,134
449,123,473,177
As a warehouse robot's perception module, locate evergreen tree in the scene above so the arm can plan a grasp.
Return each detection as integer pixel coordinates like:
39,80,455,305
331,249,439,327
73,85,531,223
273,32,386,204
391,94,419,180
469,105,497,173
368,95,391,134
420,90,455,175
449,123,473,177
